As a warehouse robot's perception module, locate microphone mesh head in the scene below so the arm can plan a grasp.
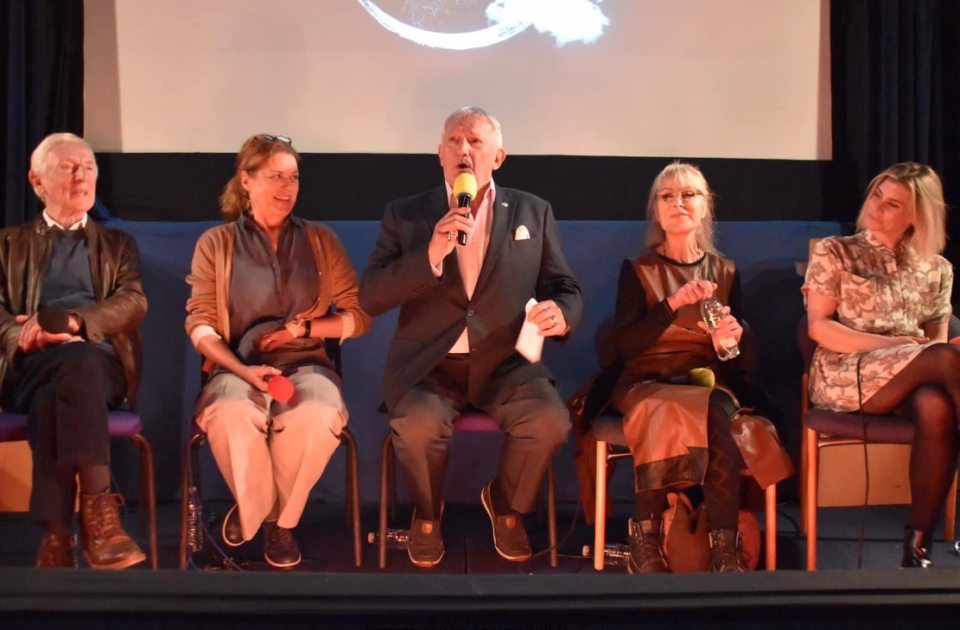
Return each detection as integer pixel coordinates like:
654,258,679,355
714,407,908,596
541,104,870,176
37,306,70,334
267,375,295,403
453,172,477,200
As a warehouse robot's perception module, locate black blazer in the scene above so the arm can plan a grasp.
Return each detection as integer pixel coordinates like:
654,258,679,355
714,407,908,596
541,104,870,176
360,185,583,411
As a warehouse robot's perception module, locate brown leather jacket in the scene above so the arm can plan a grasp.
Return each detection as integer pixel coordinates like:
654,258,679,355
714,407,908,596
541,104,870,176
0,216,147,405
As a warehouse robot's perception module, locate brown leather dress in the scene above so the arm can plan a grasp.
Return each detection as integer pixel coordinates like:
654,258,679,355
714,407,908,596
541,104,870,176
613,251,791,492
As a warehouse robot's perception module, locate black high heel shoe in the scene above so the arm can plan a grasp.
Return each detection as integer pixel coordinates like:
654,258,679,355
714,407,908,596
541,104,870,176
901,526,933,568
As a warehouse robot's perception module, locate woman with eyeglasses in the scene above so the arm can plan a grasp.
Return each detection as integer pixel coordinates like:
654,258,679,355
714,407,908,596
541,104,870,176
601,161,790,574
803,162,957,568
185,134,371,568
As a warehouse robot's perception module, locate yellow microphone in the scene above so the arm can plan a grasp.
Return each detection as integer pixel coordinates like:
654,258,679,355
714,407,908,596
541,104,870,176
688,367,716,389
453,172,477,246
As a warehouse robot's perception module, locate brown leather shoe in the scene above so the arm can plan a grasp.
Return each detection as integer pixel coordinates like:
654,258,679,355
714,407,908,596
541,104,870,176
35,532,74,568
480,482,532,562
263,521,302,568
80,491,146,570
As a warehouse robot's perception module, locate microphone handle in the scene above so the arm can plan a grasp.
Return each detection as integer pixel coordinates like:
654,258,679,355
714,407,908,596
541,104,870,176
456,194,472,246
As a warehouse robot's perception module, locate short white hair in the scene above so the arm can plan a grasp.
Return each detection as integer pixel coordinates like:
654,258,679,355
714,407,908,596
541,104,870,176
30,132,94,175
441,106,503,148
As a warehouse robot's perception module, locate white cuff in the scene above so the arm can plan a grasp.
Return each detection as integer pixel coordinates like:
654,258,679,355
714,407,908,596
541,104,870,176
189,325,221,348
338,312,355,343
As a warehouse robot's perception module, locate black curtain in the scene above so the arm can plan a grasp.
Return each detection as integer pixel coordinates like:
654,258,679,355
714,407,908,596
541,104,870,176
832,0,960,302
1,0,84,229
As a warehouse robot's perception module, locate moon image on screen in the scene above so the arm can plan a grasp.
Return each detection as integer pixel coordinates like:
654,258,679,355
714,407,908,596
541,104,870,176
357,0,609,50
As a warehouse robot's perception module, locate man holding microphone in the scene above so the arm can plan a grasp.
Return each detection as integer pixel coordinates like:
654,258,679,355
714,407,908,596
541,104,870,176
361,106,582,568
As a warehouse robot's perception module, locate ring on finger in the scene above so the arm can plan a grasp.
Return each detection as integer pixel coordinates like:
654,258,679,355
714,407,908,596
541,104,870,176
446,232,453,242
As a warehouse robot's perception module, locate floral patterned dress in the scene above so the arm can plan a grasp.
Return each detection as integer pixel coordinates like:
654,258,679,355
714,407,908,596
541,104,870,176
802,230,953,412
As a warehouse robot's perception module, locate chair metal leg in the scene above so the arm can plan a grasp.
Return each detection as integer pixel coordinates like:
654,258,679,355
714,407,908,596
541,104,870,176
378,432,392,570
547,462,557,568
179,432,206,570
798,427,807,534
130,433,158,570
340,427,362,568
764,483,776,571
803,426,818,571
593,439,608,571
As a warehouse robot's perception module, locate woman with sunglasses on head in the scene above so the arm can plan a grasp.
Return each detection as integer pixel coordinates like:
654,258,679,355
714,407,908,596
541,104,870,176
608,161,791,574
804,162,957,568
185,134,371,568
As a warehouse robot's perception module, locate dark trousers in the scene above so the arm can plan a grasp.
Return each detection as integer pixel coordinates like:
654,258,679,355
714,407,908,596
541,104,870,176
12,343,125,527
389,354,570,517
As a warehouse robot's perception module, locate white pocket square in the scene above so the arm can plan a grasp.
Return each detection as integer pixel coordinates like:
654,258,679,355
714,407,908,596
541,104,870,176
514,225,531,240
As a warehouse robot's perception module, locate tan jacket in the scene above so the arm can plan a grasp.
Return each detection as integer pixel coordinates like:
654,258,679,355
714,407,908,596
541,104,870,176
185,220,371,373
0,216,147,405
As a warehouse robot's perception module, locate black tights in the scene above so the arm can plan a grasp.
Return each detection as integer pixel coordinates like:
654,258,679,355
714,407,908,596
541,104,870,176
861,343,960,533
634,390,743,530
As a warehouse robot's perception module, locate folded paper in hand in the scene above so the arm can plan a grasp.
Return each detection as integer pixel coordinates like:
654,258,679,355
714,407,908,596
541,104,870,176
515,298,543,363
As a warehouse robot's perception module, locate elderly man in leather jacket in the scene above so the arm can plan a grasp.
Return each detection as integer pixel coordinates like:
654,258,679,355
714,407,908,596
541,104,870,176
0,133,147,569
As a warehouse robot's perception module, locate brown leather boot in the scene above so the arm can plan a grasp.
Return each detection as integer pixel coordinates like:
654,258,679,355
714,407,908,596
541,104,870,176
80,491,146,570
708,528,747,572
35,532,74,568
627,518,670,574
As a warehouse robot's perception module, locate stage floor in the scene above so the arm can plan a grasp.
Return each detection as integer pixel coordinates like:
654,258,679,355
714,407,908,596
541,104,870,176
2,500,960,627
2,498,958,573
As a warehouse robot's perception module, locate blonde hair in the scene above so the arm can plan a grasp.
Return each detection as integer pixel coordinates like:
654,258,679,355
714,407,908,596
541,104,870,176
855,162,946,260
219,135,300,221
645,161,717,253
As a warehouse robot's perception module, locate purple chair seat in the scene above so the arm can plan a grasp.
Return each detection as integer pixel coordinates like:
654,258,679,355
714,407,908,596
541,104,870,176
806,408,913,444
452,411,499,433
591,413,627,446
0,410,144,440
104,410,145,437
0,413,27,441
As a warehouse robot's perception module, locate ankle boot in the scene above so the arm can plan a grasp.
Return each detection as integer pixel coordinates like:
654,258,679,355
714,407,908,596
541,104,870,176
901,526,933,568
35,532,74,568
626,518,669,574
80,491,146,570
708,528,746,573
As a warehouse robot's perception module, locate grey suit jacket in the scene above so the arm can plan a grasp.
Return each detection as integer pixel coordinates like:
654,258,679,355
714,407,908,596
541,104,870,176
360,185,583,411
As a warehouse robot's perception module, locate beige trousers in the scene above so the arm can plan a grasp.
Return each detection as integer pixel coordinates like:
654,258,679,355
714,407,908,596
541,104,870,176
196,364,345,540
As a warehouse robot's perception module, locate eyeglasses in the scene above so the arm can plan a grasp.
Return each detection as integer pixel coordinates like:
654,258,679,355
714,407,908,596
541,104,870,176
255,134,292,144
658,190,702,205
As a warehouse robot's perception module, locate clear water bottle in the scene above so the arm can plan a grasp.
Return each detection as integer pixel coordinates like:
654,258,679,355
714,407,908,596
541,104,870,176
700,297,740,361
367,528,409,550
187,485,204,553
581,543,630,568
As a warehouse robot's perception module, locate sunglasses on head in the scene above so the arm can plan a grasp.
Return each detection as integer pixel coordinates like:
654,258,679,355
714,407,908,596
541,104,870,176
255,134,292,144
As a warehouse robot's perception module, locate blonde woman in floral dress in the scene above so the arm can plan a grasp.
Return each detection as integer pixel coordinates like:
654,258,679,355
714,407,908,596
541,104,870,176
803,162,957,568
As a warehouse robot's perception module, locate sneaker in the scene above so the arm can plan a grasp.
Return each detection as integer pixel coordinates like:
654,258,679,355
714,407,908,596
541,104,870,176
626,518,669,574
221,504,244,548
263,521,302,568
408,510,444,568
480,482,531,562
